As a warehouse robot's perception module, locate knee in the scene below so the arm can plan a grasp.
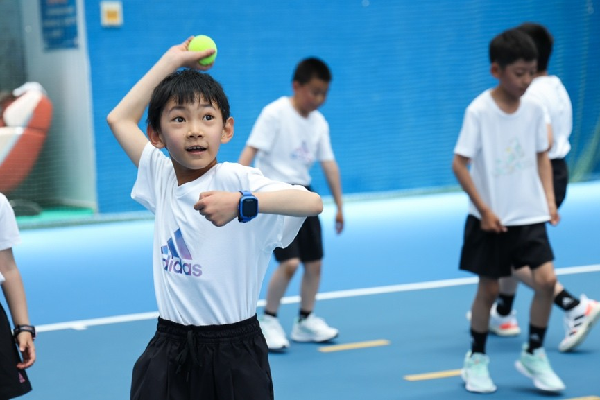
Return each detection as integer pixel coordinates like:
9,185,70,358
304,260,322,276
537,275,557,295
280,259,300,278
477,279,499,306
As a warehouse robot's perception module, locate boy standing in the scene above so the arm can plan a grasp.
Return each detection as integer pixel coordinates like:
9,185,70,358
0,192,36,400
453,28,565,393
487,22,600,352
238,57,344,351
107,37,323,400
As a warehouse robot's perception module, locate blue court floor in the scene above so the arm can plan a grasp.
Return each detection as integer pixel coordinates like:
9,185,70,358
8,180,600,399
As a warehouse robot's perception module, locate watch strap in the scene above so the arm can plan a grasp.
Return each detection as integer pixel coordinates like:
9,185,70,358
13,324,36,340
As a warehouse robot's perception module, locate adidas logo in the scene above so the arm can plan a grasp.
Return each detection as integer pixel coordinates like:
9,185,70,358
161,228,202,277
561,298,574,308
529,333,540,342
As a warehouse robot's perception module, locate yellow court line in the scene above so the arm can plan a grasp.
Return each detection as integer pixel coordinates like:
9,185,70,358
318,339,390,353
404,369,462,381
567,397,600,400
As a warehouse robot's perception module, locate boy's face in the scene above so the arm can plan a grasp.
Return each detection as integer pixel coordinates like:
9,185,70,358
292,77,329,116
150,96,233,184
492,59,537,99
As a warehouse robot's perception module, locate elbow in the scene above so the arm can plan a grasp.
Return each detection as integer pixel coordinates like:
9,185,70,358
313,194,324,215
106,111,117,128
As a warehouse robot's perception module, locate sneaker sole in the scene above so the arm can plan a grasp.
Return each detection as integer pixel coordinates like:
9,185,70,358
559,304,600,352
267,345,289,353
461,369,497,393
514,360,565,392
490,326,521,337
467,311,521,337
291,332,339,343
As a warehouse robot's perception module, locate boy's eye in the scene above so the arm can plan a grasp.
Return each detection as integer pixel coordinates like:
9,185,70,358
203,114,215,121
172,116,185,123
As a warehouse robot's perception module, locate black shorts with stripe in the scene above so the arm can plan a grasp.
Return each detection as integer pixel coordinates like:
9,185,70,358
459,215,554,279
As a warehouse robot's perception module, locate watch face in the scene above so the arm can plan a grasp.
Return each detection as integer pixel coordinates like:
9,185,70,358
242,198,258,217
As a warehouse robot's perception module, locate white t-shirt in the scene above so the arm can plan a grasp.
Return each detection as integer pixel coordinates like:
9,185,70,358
246,96,334,185
524,76,572,159
131,144,306,326
454,90,550,226
0,193,20,283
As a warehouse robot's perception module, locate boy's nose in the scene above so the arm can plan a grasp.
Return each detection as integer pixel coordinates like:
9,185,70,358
187,124,204,137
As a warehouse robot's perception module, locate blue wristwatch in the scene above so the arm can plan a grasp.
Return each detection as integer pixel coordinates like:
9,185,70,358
238,191,258,223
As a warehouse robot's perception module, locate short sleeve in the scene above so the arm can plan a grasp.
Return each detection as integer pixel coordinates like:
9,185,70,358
316,120,335,162
535,108,550,153
454,108,480,158
131,143,170,213
246,106,279,152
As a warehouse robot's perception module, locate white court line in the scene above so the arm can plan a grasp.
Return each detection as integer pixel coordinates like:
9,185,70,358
37,264,600,333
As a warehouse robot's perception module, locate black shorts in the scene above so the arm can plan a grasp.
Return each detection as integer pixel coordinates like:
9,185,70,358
551,158,568,208
0,303,32,400
273,215,323,263
459,215,554,279
131,315,273,400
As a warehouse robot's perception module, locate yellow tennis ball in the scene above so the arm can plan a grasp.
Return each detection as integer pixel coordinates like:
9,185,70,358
188,35,217,65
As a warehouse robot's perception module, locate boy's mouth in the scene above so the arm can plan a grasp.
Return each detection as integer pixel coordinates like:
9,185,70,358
186,145,207,153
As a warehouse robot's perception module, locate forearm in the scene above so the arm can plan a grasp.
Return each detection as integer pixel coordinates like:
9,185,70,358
321,161,343,211
106,54,179,165
537,152,556,206
452,156,489,215
255,189,323,217
108,54,179,127
238,146,257,166
1,269,31,326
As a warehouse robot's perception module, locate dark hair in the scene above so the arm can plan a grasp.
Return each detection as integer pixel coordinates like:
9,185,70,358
489,28,538,68
516,22,553,72
147,69,230,132
292,57,332,85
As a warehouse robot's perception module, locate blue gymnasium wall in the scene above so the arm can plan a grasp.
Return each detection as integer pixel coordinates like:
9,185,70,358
87,1,600,213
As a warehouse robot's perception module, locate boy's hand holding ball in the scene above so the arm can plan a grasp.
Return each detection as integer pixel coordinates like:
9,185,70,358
188,35,217,66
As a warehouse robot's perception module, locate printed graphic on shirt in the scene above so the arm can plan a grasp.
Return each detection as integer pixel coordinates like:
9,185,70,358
291,141,314,164
494,138,533,177
161,228,202,277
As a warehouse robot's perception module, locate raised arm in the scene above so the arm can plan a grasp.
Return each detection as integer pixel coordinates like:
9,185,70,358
106,37,215,167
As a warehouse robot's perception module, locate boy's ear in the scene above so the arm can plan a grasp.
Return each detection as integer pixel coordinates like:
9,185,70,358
490,62,501,78
221,117,234,144
147,124,166,149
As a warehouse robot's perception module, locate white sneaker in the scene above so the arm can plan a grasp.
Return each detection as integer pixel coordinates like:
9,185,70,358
515,344,565,392
259,314,289,351
291,314,338,343
489,303,521,337
559,294,600,352
461,351,497,393
465,303,521,337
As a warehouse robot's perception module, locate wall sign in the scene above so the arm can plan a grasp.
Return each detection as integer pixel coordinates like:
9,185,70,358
40,0,78,51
